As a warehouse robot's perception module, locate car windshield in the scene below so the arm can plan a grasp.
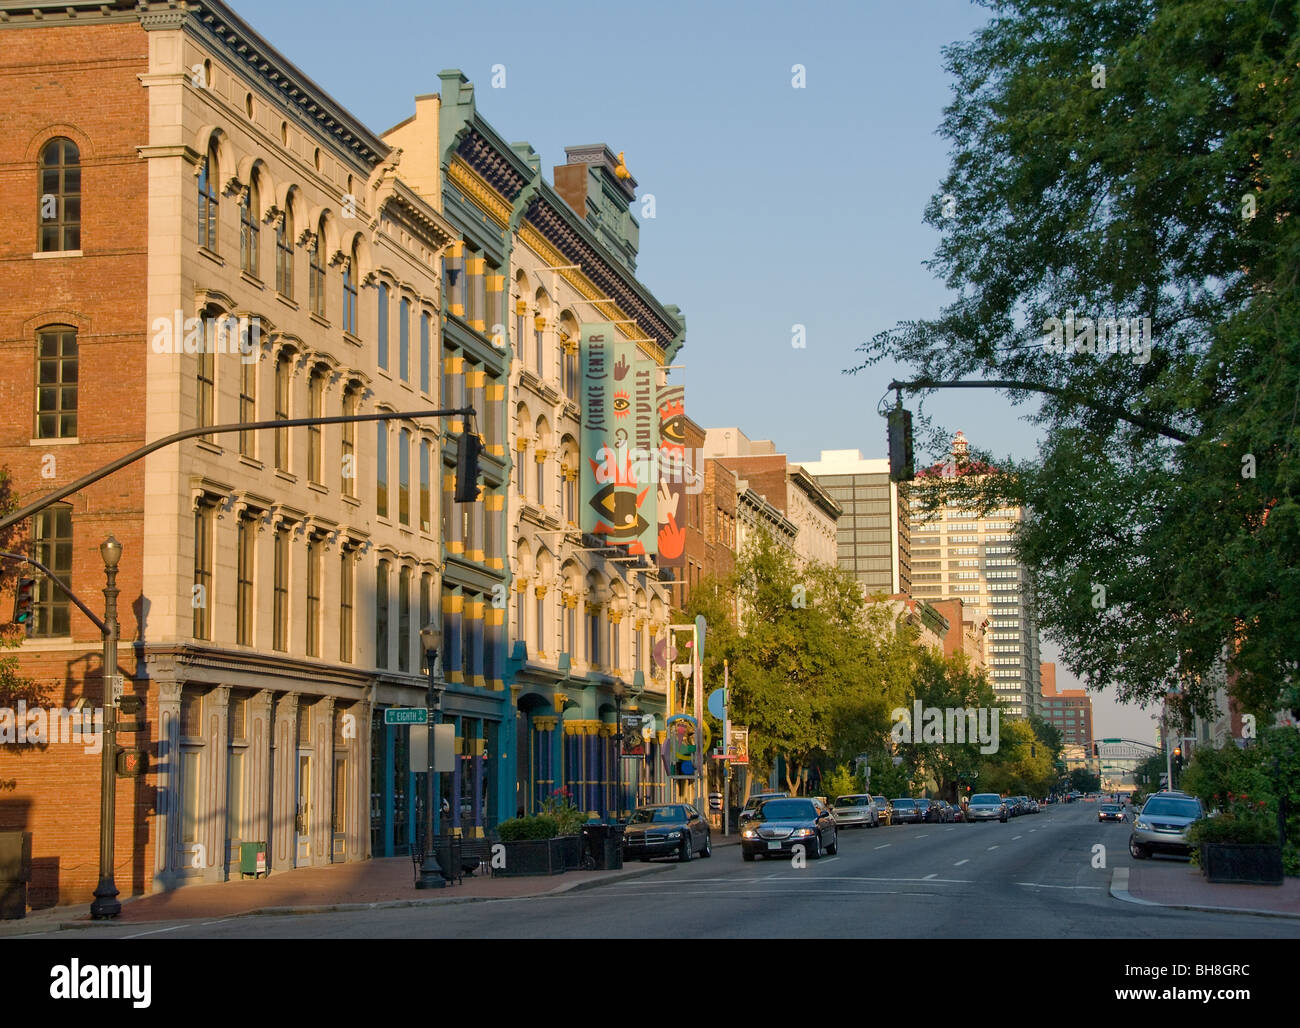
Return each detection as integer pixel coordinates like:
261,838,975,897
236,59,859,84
629,806,685,824
971,795,1000,804
835,796,871,806
873,797,888,805
759,799,817,820
892,799,915,808
1143,797,1202,819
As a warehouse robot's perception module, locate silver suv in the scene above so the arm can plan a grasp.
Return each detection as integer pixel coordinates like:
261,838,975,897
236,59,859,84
1129,791,1205,859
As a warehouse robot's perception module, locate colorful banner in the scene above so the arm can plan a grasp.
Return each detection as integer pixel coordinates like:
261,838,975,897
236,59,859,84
580,323,657,555
656,382,686,566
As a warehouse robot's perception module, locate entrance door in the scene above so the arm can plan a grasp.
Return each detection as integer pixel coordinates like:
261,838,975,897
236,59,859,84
296,753,312,865
332,755,347,862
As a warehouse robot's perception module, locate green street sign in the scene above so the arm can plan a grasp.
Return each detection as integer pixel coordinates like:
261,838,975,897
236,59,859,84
384,708,429,725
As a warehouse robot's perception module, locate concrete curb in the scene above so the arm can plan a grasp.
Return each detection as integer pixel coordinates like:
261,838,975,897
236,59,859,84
1110,866,1300,920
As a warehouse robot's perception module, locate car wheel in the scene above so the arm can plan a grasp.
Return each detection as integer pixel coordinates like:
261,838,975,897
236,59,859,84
827,830,838,856
807,834,823,860
742,849,755,862
701,833,712,858
1130,836,1149,860
1000,815,1007,823
679,836,693,862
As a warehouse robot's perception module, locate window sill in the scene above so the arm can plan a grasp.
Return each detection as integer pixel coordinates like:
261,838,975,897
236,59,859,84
308,482,328,496
240,270,265,290
238,455,263,471
309,312,330,330
276,292,298,310
30,436,79,446
342,494,362,508
274,470,297,485
32,249,83,260
196,439,223,457
197,246,224,267
342,330,363,348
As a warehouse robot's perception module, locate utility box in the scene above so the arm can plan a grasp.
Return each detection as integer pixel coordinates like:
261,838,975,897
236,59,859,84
0,831,32,919
239,841,268,879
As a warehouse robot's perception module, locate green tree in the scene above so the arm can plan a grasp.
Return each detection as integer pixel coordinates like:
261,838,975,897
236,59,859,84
1069,768,1102,794
848,0,1300,719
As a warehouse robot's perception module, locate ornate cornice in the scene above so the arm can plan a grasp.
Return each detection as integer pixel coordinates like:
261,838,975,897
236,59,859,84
455,129,529,202
448,157,511,229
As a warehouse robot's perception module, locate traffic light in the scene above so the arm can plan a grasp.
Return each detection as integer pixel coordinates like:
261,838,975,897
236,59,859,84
116,694,145,734
455,431,484,503
1092,742,1099,757
1172,746,1183,770
887,406,914,483
115,694,148,777
12,576,35,634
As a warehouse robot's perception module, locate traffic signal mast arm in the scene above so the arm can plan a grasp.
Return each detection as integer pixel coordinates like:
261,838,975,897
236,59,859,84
0,406,480,534
886,378,1191,444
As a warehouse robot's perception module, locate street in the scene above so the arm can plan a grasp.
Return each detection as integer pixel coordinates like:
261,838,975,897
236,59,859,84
20,804,1299,940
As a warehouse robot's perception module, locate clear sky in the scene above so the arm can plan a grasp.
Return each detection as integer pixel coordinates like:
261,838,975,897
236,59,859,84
231,0,1157,742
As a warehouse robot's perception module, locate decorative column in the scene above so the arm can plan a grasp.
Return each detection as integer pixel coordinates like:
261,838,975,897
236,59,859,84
270,692,299,871
466,596,485,688
599,722,618,819
471,735,485,838
443,589,463,685
608,609,625,675
532,715,557,813
312,696,335,863
203,686,230,882
152,679,184,888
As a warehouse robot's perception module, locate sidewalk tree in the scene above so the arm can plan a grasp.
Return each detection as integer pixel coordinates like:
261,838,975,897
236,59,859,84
846,0,1300,720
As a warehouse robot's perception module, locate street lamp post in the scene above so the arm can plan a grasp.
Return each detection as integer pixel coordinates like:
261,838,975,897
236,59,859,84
90,535,122,920
416,626,446,889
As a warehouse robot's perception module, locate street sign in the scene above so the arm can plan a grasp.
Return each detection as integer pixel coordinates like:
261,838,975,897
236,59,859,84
385,708,429,725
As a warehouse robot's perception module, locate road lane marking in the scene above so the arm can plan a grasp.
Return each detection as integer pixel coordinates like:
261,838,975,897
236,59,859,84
986,845,999,850
123,923,188,939
1015,882,1103,889
201,919,233,926
1013,835,1022,840
916,834,929,838
954,859,969,866
875,844,890,849
923,873,938,880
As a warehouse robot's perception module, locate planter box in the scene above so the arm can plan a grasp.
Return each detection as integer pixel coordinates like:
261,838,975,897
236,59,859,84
492,838,565,877
1200,842,1284,885
558,834,582,871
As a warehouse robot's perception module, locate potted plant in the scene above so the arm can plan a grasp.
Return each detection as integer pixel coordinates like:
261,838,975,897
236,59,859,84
541,788,588,871
1188,792,1284,885
493,814,563,876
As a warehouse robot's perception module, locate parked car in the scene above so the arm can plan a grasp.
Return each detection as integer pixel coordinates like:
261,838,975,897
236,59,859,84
831,794,879,828
1025,798,1040,814
915,798,933,822
740,797,838,861
872,796,892,826
890,798,923,824
952,801,965,822
925,800,953,823
967,793,1008,823
621,803,712,862
1129,792,1205,859
738,792,789,825
1097,803,1125,823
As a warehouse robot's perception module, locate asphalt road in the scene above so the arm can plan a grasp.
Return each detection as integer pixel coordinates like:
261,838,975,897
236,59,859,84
23,804,1300,939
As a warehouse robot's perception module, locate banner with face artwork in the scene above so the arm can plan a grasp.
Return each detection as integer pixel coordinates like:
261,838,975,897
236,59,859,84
580,323,657,555
655,382,687,566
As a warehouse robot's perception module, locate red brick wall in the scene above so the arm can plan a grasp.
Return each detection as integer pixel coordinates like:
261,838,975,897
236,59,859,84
0,20,152,908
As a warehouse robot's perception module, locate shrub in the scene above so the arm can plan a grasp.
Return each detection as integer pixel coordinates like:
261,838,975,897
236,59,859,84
1186,792,1276,846
497,814,559,842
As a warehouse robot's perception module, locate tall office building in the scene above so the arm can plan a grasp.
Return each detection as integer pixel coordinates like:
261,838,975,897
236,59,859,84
800,450,910,598
907,432,1041,717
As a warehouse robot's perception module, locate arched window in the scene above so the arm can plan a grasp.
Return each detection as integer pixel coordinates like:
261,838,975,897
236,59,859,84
274,351,291,471
35,325,78,439
276,201,294,296
307,369,325,483
198,143,219,250
343,242,359,335
240,175,260,276
398,297,410,382
377,282,389,371
309,218,326,316
341,387,357,496
38,137,80,252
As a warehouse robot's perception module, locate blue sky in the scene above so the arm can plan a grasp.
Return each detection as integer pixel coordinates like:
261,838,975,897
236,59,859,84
232,0,1154,742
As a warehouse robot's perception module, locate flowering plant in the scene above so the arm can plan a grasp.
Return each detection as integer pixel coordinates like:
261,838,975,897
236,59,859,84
541,787,588,836
1188,791,1277,846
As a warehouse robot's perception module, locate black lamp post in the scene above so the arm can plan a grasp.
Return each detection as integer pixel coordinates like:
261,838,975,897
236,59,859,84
91,535,122,919
416,625,446,889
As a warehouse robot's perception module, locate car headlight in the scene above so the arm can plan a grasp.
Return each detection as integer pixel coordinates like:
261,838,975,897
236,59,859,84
667,830,681,839
742,829,757,839
1135,820,1151,830
793,828,814,837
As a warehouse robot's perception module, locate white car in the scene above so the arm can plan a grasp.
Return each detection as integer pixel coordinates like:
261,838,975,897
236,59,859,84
831,794,879,828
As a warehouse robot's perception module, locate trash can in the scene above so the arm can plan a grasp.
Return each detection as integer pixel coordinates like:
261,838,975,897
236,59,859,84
435,836,462,883
239,841,268,879
581,823,624,871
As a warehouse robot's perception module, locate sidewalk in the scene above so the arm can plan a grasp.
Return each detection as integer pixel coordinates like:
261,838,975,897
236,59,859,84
1,832,744,936
1113,864,1300,919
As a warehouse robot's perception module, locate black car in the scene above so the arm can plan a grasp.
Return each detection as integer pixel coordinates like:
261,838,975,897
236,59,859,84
621,803,712,862
740,797,838,861
889,798,923,824
925,800,954,823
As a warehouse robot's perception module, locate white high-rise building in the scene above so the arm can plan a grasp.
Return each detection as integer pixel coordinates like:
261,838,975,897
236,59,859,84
907,432,1041,718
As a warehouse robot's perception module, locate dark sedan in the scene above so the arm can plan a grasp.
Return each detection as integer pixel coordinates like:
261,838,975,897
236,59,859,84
925,800,954,824
889,798,923,824
1097,803,1125,823
740,798,838,861
621,803,712,862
